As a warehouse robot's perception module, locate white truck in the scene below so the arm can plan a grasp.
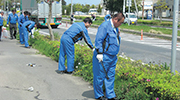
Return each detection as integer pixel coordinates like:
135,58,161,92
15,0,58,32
21,0,62,28
124,13,138,25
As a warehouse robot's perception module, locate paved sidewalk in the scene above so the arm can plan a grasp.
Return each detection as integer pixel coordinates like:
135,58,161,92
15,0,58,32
0,38,95,100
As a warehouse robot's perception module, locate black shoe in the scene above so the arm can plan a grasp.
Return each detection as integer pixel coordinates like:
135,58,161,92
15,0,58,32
97,96,106,100
65,70,74,74
56,70,65,74
25,46,30,48
108,97,120,100
14,35,16,39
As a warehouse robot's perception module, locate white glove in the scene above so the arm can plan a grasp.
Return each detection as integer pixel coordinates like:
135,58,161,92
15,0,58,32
6,24,9,27
92,48,95,52
31,35,34,38
96,54,103,62
31,27,35,35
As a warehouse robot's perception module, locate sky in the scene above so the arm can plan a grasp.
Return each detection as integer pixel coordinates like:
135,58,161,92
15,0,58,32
65,0,101,5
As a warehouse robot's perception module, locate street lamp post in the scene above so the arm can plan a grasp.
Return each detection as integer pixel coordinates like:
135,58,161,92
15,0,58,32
128,0,130,26
71,0,73,15
171,0,179,74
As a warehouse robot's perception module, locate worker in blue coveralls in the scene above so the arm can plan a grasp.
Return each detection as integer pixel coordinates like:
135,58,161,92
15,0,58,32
18,11,29,44
7,9,18,39
104,14,111,21
22,21,36,48
57,17,94,74
93,13,125,100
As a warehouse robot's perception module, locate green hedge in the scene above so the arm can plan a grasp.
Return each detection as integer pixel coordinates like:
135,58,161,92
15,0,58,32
29,31,180,100
137,19,179,27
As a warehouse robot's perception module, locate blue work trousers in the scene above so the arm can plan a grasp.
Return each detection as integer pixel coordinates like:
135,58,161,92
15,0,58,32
19,26,24,44
58,34,75,72
23,28,29,47
93,50,117,99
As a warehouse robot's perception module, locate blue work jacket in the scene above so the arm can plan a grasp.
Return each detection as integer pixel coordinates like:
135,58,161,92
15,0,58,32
23,21,35,32
0,16,3,26
64,22,94,49
7,13,18,24
95,20,120,55
18,14,28,27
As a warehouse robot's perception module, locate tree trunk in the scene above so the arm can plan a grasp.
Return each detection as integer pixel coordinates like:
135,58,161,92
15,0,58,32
47,0,54,41
160,9,162,23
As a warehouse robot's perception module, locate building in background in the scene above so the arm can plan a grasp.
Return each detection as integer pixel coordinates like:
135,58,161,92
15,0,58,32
166,0,180,18
100,0,110,15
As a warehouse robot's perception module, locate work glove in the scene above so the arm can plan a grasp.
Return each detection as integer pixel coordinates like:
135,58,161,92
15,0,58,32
96,54,103,62
31,35,34,38
92,48,95,52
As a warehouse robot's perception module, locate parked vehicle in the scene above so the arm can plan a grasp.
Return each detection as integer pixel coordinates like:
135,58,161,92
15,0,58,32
74,11,86,15
88,9,97,15
21,0,62,28
124,13,138,25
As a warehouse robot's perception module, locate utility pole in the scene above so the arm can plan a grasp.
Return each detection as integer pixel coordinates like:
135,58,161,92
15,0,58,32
7,1,9,11
134,0,138,17
4,0,5,10
171,0,179,74
128,0,130,26
71,0,73,15
123,0,125,14
142,0,144,19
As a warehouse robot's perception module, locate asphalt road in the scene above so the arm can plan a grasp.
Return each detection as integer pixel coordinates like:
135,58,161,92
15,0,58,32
0,37,95,100
40,23,180,72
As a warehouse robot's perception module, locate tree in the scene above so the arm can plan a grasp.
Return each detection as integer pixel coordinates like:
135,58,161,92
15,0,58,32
82,4,90,12
36,0,64,41
43,0,54,41
103,0,123,14
90,4,96,9
125,0,142,13
154,0,169,22
97,4,102,14
73,3,82,11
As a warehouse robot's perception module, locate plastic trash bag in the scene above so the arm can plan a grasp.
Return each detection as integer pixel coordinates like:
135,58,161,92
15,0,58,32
1,27,8,39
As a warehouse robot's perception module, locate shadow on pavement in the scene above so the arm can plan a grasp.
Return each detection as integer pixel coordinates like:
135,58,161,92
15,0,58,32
82,90,95,99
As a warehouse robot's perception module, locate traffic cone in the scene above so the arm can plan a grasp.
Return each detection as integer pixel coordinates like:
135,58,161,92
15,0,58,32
140,29,143,40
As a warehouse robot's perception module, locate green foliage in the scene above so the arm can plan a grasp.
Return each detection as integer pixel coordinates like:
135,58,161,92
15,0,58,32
53,31,61,41
137,19,174,27
73,43,94,84
120,23,177,36
74,3,83,11
90,4,96,9
155,0,169,11
29,30,180,100
103,0,123,13
82,4,90,13
97,4,102,13
125,0,142,12
29,31,60,61
115,57,180,100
